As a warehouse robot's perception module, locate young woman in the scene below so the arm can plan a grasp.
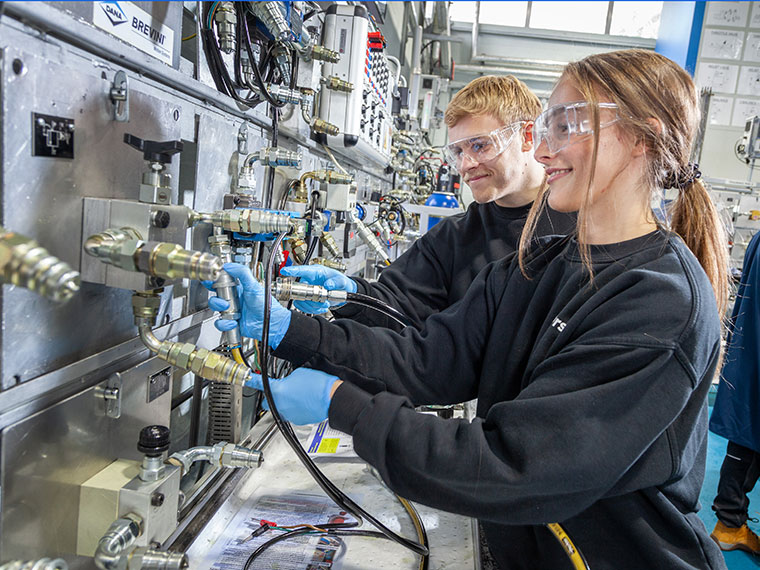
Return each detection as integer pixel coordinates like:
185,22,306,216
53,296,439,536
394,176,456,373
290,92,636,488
211,49,729,569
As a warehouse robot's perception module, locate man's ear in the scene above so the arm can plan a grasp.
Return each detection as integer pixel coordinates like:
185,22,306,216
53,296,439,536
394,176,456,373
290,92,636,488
522,122,534,151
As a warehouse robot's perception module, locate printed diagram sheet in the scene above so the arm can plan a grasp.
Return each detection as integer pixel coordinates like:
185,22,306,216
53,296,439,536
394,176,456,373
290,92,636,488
197,490,358,570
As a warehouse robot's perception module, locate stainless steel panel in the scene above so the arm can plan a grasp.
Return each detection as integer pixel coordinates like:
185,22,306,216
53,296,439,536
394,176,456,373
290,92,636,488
0,355,172,564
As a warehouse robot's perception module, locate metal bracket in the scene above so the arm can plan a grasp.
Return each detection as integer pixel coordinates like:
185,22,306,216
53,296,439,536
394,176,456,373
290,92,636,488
238,123,249,154
110,70,130,122
95,374,123,418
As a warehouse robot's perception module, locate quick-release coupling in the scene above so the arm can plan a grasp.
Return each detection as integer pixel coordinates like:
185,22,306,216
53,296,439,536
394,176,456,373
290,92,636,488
208,233,241,347
0,226,80,303
85,229,222,282
274,279,348,305
307,45,340,63
311,257,347,272
128,548,188,570
321,76,353,93
265,84,303,106
156,339,250,385
214,2,237,54
246,147,302,169
310,118,340,136
208,209,293,235
319,232,341,258
247,1,289,41
349,212,391,265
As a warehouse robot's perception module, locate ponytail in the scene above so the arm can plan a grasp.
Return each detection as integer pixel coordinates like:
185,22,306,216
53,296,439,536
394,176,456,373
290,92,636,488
670,177,730,316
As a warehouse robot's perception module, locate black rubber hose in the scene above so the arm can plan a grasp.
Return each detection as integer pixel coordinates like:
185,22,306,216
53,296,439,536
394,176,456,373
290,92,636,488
345,292,412,328
260,235,429,558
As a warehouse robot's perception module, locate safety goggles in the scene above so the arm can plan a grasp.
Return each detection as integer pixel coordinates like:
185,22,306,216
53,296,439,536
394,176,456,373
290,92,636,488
534,101,620,154
444,122,525,172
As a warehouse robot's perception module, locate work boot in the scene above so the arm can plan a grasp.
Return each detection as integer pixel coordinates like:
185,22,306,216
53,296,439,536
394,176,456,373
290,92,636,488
711,521,760,553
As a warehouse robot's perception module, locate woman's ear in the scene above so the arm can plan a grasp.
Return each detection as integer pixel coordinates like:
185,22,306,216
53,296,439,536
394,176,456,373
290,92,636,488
634,118,662,157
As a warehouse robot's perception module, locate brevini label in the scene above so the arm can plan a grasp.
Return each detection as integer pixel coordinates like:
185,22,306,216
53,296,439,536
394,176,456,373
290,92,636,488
94,1,175,65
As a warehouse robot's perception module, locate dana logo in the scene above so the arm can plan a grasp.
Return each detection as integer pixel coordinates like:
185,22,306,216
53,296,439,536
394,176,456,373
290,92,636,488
100,2,128,26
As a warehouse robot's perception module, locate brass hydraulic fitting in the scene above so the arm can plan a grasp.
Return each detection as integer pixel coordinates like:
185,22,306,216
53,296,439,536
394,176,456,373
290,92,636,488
135,242,222,282
321,76,353,93
311,257,347,272
319,232,341,258
132,290,162,324
290,238,308,265
0,227,80,303
209,209,292,234
85,229,222,282
157,341,250,385
308,45,340,63
310,118,340,136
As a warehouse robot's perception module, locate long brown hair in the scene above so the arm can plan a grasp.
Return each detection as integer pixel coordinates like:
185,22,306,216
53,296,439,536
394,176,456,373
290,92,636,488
519,49,730,316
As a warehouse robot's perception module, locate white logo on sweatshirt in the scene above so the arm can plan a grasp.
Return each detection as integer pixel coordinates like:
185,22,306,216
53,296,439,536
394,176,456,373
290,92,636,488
551,316,566,332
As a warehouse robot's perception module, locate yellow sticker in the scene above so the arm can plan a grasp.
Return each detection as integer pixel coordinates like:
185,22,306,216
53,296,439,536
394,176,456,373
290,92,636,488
317,438,339,454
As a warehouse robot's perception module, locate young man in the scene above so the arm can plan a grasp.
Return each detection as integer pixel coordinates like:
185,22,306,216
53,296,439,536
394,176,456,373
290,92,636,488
283,75,575,328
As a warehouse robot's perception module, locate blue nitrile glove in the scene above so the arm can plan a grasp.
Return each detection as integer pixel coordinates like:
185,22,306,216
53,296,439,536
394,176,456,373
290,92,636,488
279,265,357,314
246,368,340,425
206,263,292,349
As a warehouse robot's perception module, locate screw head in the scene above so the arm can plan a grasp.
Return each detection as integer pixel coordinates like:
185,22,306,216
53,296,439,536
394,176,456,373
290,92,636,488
151,492,165,507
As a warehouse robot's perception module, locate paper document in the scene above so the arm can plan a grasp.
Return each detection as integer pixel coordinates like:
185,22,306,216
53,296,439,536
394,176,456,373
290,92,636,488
198,489,357,570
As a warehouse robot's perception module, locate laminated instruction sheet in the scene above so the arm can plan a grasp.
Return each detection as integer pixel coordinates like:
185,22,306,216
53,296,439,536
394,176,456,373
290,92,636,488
198,489,356,570
303,420,358,460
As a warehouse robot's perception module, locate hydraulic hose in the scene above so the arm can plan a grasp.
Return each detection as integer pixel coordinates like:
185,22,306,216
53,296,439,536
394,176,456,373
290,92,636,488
260,234,429,557
546,523,590,570
345,292,412,328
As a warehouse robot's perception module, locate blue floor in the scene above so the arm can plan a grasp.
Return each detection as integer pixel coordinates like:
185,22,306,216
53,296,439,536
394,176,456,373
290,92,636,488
700,403,760,569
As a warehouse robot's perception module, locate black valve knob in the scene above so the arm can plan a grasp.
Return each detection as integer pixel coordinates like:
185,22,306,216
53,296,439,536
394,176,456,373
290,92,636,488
124,133,183,165
138,425,170,456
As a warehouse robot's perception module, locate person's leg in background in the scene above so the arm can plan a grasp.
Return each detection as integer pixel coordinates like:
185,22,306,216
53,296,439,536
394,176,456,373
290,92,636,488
712,440,760,553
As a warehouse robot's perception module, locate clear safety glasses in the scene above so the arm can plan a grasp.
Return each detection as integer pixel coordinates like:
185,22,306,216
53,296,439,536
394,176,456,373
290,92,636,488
444,122,525,172
533,101,620,154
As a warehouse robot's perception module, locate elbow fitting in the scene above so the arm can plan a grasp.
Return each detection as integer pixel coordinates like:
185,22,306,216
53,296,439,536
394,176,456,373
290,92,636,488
94,514,141,570
94,514,187,570
168,442,263,475
0,227,80,303
137,324,250,384
245,148,302,169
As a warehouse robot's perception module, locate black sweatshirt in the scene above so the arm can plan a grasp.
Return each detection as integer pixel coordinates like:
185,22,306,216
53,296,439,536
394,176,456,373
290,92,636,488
334,201,575,329
275,230,727,570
